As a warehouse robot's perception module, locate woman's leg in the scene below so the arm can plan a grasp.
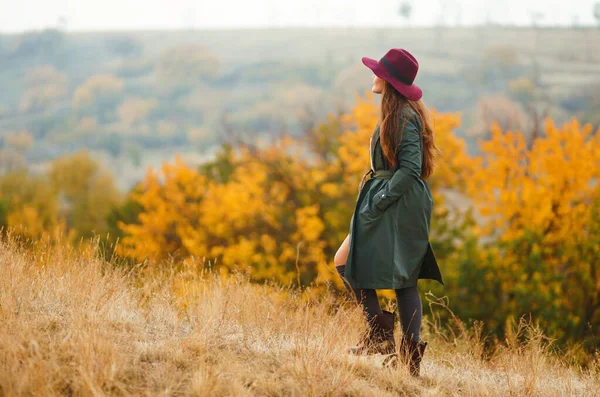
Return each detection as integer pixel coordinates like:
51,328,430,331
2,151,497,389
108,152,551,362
335,235,396,356
394,286,423,342
334,233,350,268
336,264,382,319
334,233,356,297
334,234,382,320
356,288,383,321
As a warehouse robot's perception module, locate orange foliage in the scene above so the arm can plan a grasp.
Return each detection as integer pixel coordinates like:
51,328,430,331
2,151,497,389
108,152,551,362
465,118,600,342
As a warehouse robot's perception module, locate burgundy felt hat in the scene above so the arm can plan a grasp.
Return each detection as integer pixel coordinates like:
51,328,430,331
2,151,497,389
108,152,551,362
362,48,422,101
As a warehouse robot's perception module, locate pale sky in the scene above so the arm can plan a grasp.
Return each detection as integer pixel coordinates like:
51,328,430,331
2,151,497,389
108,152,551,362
1,0,598,33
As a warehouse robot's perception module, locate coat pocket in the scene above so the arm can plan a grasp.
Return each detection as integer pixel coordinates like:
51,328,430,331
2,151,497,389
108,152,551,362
357,180,390,221
358,195,381,223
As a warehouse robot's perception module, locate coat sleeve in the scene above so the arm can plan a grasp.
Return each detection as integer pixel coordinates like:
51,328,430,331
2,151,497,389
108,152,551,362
372,115,422,212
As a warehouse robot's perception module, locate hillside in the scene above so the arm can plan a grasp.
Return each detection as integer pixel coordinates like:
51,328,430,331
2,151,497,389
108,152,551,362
1,236,598,396
1,27,599,190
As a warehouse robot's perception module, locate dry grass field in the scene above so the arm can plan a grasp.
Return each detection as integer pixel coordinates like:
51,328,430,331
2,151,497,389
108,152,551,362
1,235,599,396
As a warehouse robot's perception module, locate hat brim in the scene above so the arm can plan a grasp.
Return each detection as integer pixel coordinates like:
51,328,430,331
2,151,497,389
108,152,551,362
361,56,422,101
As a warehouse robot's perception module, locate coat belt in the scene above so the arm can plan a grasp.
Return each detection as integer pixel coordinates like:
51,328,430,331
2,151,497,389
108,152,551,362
370,169,394,179
358,169,394,193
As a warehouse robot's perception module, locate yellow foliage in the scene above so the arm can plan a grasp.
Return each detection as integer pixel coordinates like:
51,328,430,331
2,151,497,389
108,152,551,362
468,119,600,242
118,95,471,292
465,117,600,342
0,171,64,241
48,150,120,239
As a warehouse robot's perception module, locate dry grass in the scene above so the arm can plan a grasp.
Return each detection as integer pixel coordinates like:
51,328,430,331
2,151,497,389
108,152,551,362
0,235,598,397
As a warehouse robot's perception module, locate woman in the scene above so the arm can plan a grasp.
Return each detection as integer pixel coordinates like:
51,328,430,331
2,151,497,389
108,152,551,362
334,48,444,377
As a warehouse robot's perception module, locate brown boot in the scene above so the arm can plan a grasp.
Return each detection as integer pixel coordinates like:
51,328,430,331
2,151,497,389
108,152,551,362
347,310,396,356
398,334,427,376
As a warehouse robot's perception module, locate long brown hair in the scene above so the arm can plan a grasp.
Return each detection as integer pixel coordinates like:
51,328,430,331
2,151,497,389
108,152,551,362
378,80,438,180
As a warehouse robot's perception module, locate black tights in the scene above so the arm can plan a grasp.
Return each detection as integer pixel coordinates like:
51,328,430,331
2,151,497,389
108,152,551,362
336,265,422,342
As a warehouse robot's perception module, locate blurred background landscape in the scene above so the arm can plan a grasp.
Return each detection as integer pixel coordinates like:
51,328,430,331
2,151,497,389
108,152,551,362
2,1,600,188
2,2,600,392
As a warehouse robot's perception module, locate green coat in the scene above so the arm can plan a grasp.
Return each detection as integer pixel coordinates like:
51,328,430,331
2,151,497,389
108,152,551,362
345,109,444,290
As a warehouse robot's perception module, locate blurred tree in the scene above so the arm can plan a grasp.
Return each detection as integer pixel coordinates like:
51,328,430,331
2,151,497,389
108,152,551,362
4,131,34,151
529,11,545,52
104,36,143,58
116,59,153,79
229,100,287,135
0,196,8,229
74,116,99,136
19,65,68,113
433,1,449,52
332,63,369,109
0,149,26,174
48,150,120,239
155,45,221,96
117,97,158,127
103,133,123,158
0,131,34,172
72,74,124,122
0,170,63,240
586,3,600,60
562,82,600,126
187,126,214,150
398,2,413,25
57,16,69,31
198,142,237,184
105,183,144,242
482,45,519,86
301,112,343,163
466,95,527,140
508,58,552,147
125,143,143,168
7,29,65,63
278,83,327,134
156,120,177,137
